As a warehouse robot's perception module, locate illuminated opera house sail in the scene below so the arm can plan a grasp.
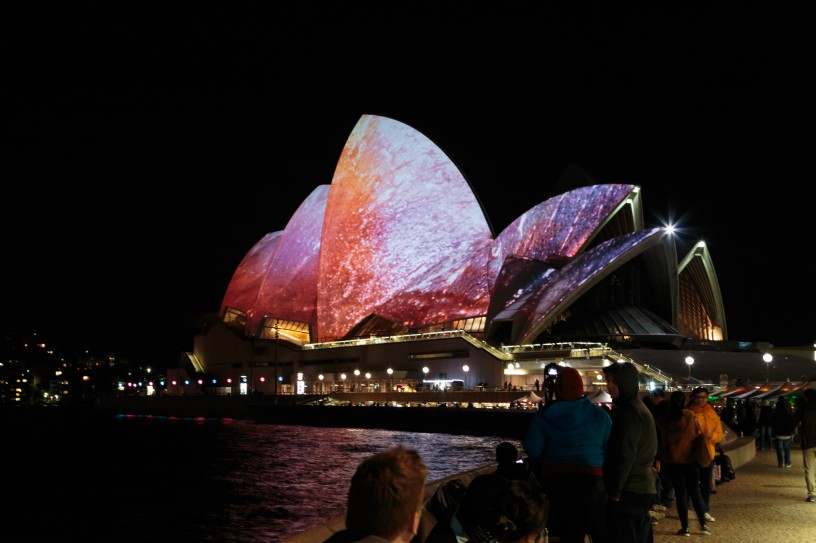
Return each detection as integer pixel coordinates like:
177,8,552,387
190,114,726,393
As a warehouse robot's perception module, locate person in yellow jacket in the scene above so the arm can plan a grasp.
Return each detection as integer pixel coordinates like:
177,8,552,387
687,386,725,522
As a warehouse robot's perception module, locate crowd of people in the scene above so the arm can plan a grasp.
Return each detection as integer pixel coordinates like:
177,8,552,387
325,365,816,543
717,390,816,480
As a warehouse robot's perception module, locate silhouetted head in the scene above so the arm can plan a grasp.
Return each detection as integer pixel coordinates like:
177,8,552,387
496,441,519,464
669,390,686,410
652,388,666,402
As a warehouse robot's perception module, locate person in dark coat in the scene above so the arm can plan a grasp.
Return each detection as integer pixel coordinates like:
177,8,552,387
647,388,674,510
719,398,739,435
757,399,775,451
425,473,548,543
797,388,816,502
772,396,796,468
602,362,658,543
738,399,758,442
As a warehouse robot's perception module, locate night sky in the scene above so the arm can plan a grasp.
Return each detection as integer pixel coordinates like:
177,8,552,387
4,8,810,365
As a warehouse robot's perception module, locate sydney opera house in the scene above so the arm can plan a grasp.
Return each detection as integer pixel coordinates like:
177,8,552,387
183,114,810,399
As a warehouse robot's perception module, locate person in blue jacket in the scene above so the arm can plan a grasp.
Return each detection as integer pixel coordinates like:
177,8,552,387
523,366,611,543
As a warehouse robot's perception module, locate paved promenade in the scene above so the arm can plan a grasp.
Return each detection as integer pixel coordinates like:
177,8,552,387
652,448,813,541
286,444,813,543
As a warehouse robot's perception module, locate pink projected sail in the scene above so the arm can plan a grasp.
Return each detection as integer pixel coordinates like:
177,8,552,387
220,186,329,334
317,115,493,341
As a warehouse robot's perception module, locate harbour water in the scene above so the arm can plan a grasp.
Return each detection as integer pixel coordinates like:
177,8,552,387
8,411,521,542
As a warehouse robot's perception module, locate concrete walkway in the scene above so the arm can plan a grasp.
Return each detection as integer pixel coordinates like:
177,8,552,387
653,448,814,541
286,442,814,543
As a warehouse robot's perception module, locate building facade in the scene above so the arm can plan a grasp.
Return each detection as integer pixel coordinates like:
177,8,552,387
189,115,727,395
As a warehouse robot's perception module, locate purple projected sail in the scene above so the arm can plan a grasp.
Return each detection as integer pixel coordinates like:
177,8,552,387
514,228,665,342
489,185,636,293
487,257,557,322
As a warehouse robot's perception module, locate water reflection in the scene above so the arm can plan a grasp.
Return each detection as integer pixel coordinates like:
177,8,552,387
10,415,521,542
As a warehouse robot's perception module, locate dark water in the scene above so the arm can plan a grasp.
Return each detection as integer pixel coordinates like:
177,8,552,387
8,412,520,542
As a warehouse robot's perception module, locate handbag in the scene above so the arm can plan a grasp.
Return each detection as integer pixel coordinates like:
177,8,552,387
694,418,714,468
713,462,722,483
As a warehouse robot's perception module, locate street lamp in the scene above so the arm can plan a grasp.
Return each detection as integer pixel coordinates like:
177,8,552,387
422,366,429,389
318,374,324,394
387,367,393,392
463,365,469,389
354,369,360,392
685,356,694,388
365,372,371,390
763,353,773,382
273,320,280,405
340,373,347,392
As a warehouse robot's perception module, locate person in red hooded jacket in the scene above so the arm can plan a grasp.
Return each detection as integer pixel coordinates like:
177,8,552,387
523,366,611,543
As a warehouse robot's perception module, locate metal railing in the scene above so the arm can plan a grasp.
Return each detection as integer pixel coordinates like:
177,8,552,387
303,333,690,390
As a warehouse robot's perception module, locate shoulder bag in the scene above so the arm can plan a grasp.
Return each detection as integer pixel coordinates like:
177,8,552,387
694,418,714,468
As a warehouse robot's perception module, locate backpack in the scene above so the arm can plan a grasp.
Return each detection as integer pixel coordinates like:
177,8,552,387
714,445,736,482
720,453,736,481
427,478,467,522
